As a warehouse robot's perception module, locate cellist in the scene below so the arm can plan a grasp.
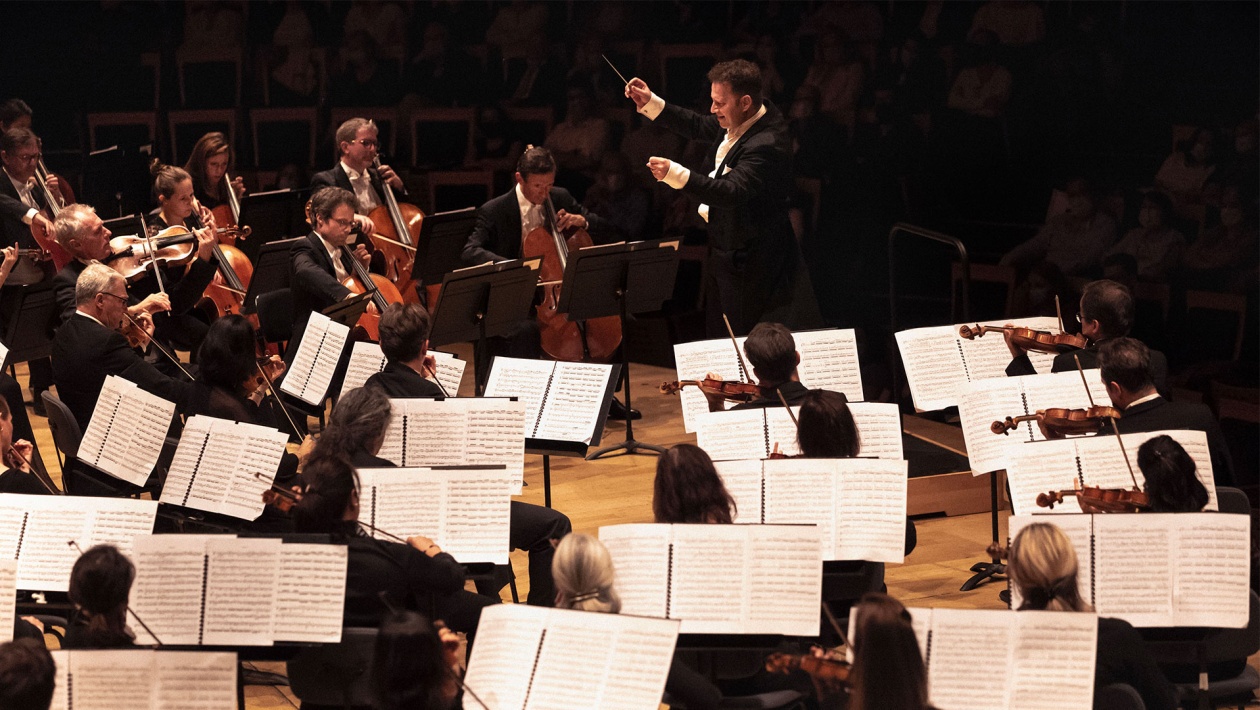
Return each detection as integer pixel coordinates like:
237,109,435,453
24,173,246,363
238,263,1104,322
311,117,400,274
184,132,246,220
289,186,372,346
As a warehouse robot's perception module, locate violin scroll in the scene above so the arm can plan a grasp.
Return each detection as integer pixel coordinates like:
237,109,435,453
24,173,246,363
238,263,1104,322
658,378,761,403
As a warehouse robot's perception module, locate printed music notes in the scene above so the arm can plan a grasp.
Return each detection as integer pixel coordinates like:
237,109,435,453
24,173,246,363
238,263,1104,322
280,311,350,405
160,415,291,520
0,560,15,643
377,397,526,493
484,357,619,447
78,375,176,486
695,402,903,461
50,650,238,710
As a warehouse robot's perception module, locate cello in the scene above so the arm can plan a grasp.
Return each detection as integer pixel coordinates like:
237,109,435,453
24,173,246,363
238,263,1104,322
304,197,402,340
521,197,622,362
365,157,424,302
209,171,245,245
29,163,73,271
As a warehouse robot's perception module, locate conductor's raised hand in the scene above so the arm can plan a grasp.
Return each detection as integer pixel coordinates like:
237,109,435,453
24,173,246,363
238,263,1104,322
647,157,672,181
625,77,652,109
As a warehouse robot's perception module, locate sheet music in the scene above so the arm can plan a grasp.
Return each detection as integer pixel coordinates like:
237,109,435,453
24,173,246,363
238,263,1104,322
359,467,512,564
0,560,15,643
50,650,238,710
959,371,1105,475
202,537,281,645
713,459,764,523
534,362,613,444
78,375,175,486
1094,513,1250,627
378,398,527,494
339,342,466,398
462,604,548,710
527,608,680,710
1007,515,1094,611
848,402,905,459
913,608,1097,710
1006,438,1089,515
130,535,216,646
161,416,290,520
280,311,349,405
274,544,348,643
895,317,1058,412
484,357,555,433
694,408,769,460
1077,429,1217,511
674,329,865,432
597,524,674,620
1,495,157,592
764,407,802,457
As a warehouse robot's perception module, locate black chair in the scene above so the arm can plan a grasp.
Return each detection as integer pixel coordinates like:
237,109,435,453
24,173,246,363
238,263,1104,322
1171,591,1260,710
1215,486,1250,515
254,288,293,356
1094,683,1146,710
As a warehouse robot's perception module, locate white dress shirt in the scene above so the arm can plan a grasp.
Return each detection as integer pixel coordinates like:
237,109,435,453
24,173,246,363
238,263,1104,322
317,231,350,282
340,160,379,213
3,168,38,224
515,183,544,240
637,92,767,222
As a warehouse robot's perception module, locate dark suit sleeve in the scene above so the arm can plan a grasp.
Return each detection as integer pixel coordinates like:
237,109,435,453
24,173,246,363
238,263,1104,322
292,240,351,306
678,140,780,208
654,101,724,144
0,194,29,223
462,202,508,264
105,333,196,414
53,270,78,326
1006,354,1037,377
310,170,337,190
552,188,614,243
1199,410,1236,487
164,257,219,316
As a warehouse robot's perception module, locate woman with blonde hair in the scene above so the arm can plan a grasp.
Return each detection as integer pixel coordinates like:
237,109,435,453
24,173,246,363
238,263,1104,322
1007,523,1177,710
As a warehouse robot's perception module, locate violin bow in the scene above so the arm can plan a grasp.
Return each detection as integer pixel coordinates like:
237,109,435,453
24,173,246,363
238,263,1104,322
68,540,164,646
1074,354,1140,490
252,472,299,501
723,314,753,384
358,520,410,545
426,359,452,399
143,227,167,296
776,388,799,429
255,361,304,439
1055,295,1065,334
125,312,194,381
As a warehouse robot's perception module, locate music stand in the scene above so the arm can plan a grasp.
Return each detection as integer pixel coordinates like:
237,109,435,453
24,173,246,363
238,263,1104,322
407,207,477,297
1,282,57,370
428,258,542,396
241,238,301,314
321,292,373,328
235,188,312,264
101,213,149,239
83,143,155,219
556,240,681,459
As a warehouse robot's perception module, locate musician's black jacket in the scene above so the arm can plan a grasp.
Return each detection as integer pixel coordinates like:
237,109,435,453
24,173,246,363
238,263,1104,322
460,186,610,265
363,361,442,399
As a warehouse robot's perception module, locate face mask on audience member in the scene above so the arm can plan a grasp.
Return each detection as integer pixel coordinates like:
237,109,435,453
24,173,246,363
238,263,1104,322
1220,207,1243,227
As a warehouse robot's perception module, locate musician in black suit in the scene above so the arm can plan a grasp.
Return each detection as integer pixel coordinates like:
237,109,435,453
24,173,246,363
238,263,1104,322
289,187,373,343
50,263,196,432
625,60,820,337
1004,279,1170,397
310,117,403,273
1097,337,1234,487
364,304,573,606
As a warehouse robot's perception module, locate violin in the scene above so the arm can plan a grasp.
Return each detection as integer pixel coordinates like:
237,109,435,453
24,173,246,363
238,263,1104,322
659,378,762,402
117,314,152,350
1036,485,1149,513
958,324,1088,354
765,652,851,699
991,405,1121,437
104,225,249,282
521,194,622,362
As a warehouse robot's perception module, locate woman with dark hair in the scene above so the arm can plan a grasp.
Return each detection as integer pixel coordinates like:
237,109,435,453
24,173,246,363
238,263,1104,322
652,444,736,524
65,545,136,649
372,611,461,710
1007,523,1177,710
293,420,493,639
1137,435,1209,513
184,132,245,211
847,592,934,710
796,389,916,557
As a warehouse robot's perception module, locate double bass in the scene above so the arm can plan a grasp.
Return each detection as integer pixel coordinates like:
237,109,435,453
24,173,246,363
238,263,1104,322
365,157,423,303
521,197,621,362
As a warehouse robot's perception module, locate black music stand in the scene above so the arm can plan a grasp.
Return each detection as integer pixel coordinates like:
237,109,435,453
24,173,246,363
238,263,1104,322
83,144,154,219
407,207,477,305
235,188,312,264
321,292,374,328
428,258,542,397
2,283,57,370
556,240,681,459
240,238,301,314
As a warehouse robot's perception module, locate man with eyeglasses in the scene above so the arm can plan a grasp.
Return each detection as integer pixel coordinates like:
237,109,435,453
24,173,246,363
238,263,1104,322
311,117,405,250
290,186,373,345
1003,278,1169,397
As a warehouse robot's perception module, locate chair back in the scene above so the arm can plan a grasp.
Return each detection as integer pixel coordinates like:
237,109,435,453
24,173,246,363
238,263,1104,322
288,626,378,706
255,288,294,345
1215,486,1251,515
41,392,82,460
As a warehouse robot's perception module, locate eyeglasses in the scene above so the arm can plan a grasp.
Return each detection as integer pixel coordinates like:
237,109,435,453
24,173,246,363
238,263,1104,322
99,292,128,304
14,153,41,164
1075,314,1082,324
351,139,379,149
329,217,356,228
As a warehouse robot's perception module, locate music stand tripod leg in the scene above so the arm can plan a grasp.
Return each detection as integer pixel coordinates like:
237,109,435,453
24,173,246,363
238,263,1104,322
960,470,1006,592
586,283,666,460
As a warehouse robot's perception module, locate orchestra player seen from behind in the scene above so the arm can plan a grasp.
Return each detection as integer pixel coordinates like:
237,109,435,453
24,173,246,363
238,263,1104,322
292,385,493,640
63,545,136,650
652,443,737,525
1136,435,1209,513
843,593,936,710
0,638,55,710
703,322,815,412
370,610,462,710
1096,337,1234,486
364,302,443,399
1006,523,1177,710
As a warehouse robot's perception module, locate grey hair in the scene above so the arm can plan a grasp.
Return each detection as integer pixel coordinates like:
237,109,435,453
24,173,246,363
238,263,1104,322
75,263,123,306
335,118,377,150
552,533,621,613
53,203,98,248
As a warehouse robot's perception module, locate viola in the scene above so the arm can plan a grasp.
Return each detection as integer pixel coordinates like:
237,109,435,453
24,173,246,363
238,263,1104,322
764,652,851,694
105,225,249,282
2,246,57,286
365,157,424,303
659,378,762,402
1036,485,1149,513
991,405,1121,437
958,324,1088,354
521,197,622,362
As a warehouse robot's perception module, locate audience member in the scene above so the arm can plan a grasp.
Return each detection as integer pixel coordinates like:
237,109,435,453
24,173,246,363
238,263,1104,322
1105,191,1185,282
968,0,1045,46
802,31,866,130
403,21,484,107
1154,127,1217,212
342,0,407,63
484,1,549,62
329,31,401,107
582,153,649,241
1181,184,1258,291
545,83,611,194
1000,177,1117,277
946,31,1012,119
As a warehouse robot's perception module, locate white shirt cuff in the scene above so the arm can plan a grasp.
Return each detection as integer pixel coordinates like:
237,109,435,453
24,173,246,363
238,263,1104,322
661,161,690,189
22,208,35,225
638,93,666,121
